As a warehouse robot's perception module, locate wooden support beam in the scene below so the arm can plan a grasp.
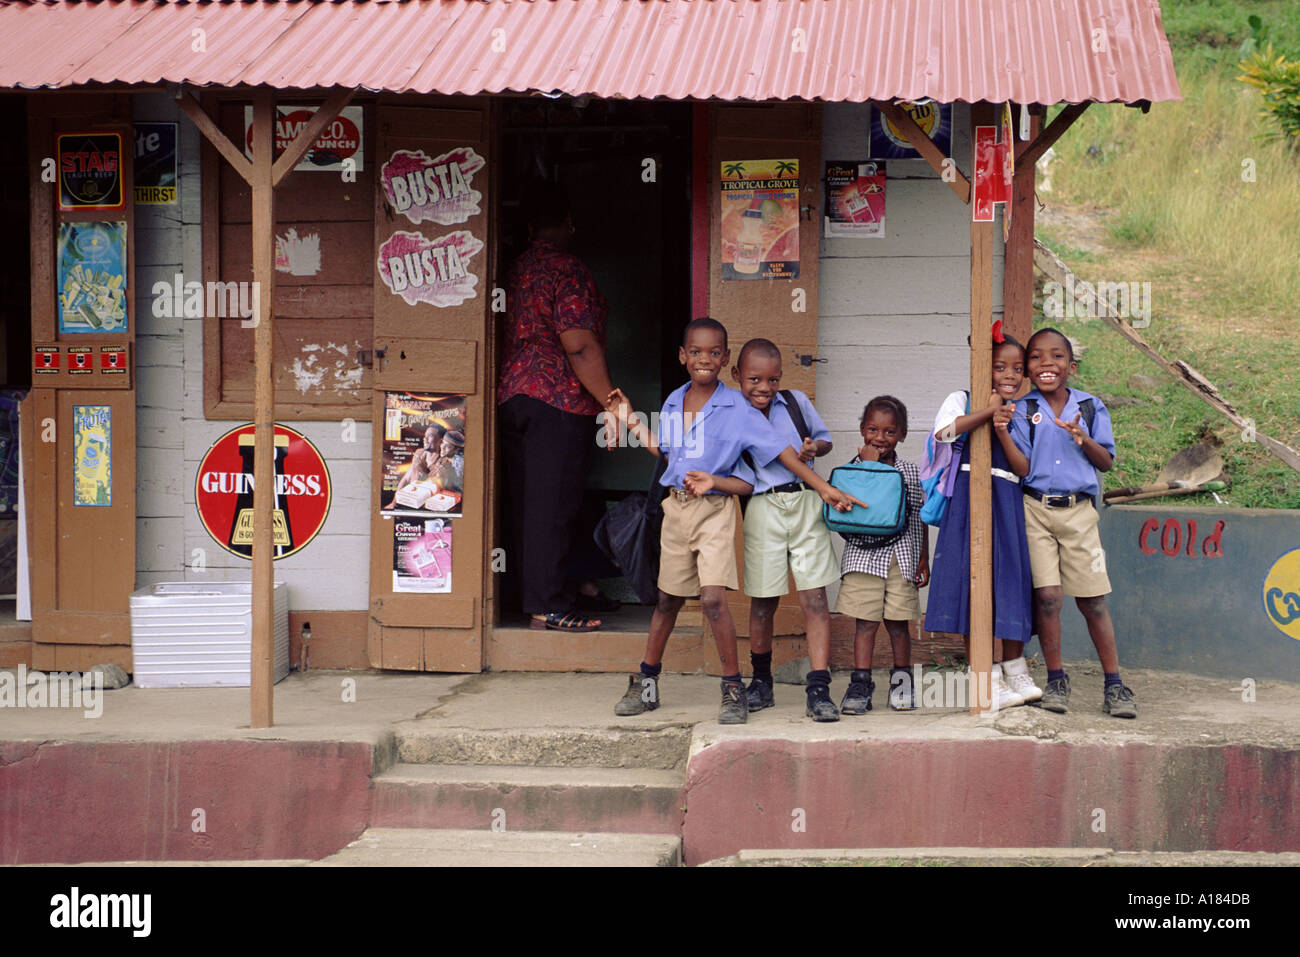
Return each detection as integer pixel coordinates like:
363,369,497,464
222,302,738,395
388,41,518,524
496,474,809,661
873,100,970,204
1014,102,1089,178
271,86,357,187
177,91,254,186
968,102,996,714
250,88,276,729
1004,107,1040,345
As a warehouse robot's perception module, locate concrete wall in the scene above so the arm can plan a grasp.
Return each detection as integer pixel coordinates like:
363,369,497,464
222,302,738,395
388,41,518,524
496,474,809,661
132,93,371,612
1062,505,1300,684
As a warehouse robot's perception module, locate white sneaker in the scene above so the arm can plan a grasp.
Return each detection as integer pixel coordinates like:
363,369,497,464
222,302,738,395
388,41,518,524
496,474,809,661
1001,656,1043,703
992,664,1026,711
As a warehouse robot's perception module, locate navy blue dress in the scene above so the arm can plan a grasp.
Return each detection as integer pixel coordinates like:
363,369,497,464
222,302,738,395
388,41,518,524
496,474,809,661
924,434,1034,642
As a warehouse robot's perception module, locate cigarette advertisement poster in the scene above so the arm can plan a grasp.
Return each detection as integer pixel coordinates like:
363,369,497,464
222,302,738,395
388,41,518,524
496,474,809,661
134,122,177,205
824,161,886,238
244,105,364,172
719,159,800,280
393,517,453,593
58,132,124,211
73,406,111,507
57,222,128,334
870,101,952,160
381,392,466,518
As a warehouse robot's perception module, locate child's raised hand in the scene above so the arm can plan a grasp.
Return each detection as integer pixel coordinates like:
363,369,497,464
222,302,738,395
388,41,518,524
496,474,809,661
798,436,818,463
992,401,1015,432
1053,413,1088,446
821,486,866,513
986,391,1003,412
683,471,716,496
857,443,881,463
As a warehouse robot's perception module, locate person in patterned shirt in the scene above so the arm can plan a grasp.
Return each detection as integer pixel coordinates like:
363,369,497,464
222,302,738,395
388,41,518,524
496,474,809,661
498,189,625,632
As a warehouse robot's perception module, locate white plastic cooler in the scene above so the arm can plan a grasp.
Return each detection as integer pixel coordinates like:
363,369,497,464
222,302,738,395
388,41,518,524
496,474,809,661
128,582,290,689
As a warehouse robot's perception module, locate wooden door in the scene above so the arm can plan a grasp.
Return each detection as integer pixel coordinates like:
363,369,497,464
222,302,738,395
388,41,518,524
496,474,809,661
367,102,491,671
708,103,823,635
24,95,137,670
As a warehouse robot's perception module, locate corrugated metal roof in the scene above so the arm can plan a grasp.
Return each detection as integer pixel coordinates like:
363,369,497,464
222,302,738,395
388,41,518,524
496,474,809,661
0,0,1181,104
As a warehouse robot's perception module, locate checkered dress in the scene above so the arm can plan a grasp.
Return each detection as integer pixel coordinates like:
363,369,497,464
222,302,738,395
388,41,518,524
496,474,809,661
838,457,925,581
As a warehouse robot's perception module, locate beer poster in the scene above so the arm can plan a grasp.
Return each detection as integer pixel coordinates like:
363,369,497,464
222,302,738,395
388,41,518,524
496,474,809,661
393,517,453,594
719,159,800,280
133,122,177,205
824,161,886,239
381,392,466,518
57,222,128,334
869,101,952,160
58,132,124,211
194,424,332,560
73,406,111,507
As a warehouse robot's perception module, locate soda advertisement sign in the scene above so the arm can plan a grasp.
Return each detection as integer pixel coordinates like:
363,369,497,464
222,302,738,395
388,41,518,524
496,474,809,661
244,105,364,172
195,424,332,560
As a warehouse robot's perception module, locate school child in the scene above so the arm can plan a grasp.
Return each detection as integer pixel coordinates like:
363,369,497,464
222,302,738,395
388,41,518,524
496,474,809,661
835,396,928,714
608,318,862,724
924,328,1039,709
728,338,841,721
1009,327,1136,718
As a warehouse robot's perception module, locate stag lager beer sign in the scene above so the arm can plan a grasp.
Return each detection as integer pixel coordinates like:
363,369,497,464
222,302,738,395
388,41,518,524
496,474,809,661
195,424,331,560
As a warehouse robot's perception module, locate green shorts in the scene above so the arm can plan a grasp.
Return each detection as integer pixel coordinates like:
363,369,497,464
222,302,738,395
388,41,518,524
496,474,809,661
741,488,839,598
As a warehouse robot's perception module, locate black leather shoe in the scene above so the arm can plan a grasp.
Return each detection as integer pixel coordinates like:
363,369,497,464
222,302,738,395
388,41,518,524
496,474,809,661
840,670,874,714
745,678,775,711
805,683,840,722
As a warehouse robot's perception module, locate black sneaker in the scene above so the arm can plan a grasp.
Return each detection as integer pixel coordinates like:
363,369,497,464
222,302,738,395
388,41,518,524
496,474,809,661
1103,682,1137,719
889,666,916,711
1041,674,1071,713
840,671,874,715
719,680,748,725
745,677,775,711
614,674,659,716
805,684,840,722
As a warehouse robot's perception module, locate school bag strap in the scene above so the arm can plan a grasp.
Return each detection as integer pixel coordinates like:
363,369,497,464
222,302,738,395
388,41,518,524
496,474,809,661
1025,395,1095,446
740,389,810,478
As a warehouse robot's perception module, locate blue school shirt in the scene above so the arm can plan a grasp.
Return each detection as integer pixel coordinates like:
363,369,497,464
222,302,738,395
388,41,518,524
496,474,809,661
730,390,832,493
656,382,790,492
1009,387,1115,498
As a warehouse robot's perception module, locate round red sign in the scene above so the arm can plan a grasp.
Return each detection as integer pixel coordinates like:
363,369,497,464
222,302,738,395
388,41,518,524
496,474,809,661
195,424,332,560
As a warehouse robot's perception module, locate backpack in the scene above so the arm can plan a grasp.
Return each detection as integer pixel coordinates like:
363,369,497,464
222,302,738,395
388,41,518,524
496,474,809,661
822,460,908,544
919,391,969,527
738,390,811,515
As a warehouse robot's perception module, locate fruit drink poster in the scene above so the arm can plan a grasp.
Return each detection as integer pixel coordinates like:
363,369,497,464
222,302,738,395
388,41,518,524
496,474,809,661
73,406,112,507
825,161,886,239
720,159,800,280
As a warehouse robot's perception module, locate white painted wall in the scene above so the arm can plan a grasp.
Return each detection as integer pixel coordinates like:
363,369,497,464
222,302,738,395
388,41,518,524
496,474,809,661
132,93,371,610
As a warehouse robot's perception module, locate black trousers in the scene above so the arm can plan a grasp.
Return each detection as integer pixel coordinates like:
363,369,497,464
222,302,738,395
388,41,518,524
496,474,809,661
498,394,594,615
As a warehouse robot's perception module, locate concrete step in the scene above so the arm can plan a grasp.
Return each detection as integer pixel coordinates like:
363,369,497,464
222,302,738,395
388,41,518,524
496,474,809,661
395,724,693,770
703,847,1300,867
313,827,681,867
372,762,685,835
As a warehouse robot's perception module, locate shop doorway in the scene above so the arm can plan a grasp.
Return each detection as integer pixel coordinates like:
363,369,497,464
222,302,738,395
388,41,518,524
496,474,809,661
496,98,693,631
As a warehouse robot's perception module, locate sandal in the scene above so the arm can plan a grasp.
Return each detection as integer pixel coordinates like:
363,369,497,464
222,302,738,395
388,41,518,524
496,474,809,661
529,612,602,633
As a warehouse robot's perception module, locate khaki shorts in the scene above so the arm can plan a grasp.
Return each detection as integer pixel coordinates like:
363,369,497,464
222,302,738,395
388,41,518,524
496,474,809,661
835,558,921,622
742,489,840,598
658,493,739,596
1023,495,1112,596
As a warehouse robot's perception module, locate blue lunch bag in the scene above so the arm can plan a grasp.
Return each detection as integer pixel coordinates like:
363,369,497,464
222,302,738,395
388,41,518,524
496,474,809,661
822,461,907,537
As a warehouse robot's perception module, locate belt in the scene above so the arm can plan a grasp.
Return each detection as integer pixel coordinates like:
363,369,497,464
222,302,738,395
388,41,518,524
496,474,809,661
756,481,808,496
1024,486,1090,508
960,464,1020,484
667,486,693,502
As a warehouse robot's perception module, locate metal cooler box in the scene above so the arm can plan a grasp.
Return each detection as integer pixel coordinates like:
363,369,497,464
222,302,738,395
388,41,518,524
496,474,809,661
129,582,290,688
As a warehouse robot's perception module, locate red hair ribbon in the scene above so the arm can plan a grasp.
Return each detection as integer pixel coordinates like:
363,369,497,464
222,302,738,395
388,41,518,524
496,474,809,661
991,319,1005,343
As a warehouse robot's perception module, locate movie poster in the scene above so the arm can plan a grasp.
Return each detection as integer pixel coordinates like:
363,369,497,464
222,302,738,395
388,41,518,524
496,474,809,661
73,406,111,507
393,517,453,593
870,101,952,159
57,222,128,334
719,159,800,280
380,391,466,517
824,161,886,239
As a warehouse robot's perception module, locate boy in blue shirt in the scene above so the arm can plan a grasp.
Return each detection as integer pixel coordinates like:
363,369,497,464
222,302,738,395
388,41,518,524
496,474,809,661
1010,327,1136,718
729,338,842,721
608,318,862,724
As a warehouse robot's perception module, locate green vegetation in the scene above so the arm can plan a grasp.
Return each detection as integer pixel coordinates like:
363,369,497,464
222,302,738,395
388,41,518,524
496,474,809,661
1031,1,1300,509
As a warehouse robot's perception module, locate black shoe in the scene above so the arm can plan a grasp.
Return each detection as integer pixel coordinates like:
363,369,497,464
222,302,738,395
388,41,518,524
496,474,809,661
840,670,874,714
889,666,916,711
805,684,841,722
1103,682,1137,718
614,674,659,716
745,677,775,711
719,680,748,725
1041,674,1071,713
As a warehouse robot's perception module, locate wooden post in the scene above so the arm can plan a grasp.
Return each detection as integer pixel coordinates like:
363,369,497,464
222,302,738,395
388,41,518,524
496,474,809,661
250,88,276,729
968,102,995,713
1004,106,1039,346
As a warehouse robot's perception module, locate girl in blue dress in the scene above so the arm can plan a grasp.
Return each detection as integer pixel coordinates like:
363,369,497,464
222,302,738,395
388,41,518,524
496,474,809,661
924,329,1038,709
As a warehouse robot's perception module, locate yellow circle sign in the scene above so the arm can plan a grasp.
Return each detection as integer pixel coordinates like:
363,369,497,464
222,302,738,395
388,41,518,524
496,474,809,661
1261,548,1300,641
